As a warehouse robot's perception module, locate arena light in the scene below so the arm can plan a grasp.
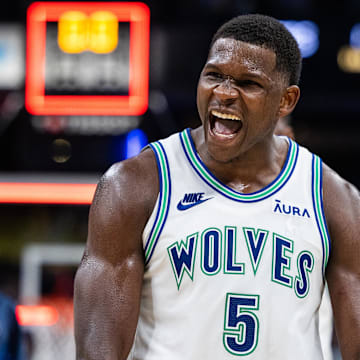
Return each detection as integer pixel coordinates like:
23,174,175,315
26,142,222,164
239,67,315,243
337,45,360,73
26,2,150,115
0,183,96,204
281,20,319,58
16,305,59,326
124,128,148,159
350,23,360,48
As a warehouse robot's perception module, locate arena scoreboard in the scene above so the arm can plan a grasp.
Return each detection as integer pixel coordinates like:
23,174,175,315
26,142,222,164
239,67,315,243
25,2,150,115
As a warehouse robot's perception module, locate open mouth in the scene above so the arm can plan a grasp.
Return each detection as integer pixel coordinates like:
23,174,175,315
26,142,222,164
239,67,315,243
209,110,243,137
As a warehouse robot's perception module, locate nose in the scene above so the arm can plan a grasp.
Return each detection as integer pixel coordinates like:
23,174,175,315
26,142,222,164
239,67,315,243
213,77,238,102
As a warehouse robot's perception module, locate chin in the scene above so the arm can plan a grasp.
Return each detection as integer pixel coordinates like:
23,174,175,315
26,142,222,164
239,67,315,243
205,140,242,164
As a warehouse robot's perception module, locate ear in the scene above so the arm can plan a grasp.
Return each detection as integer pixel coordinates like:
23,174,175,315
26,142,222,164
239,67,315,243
278,85,300,118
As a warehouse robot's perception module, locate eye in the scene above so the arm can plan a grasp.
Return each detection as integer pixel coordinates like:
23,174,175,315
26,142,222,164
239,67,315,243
238,80,262,88
205,71,223,80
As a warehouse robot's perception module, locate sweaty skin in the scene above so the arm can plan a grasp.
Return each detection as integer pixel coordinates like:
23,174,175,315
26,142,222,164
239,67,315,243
74,38,360,360
323,165,360,359
74,149,158,359
194,39,300,193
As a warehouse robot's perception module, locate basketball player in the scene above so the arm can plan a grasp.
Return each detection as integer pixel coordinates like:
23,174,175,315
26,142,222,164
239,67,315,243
74,14,360,359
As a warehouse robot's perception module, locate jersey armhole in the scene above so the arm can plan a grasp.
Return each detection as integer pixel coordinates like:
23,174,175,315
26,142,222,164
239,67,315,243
311,154,331,277
143,141,171,265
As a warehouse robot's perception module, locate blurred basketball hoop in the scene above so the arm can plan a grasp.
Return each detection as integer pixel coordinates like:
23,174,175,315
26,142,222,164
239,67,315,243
18,244,84,360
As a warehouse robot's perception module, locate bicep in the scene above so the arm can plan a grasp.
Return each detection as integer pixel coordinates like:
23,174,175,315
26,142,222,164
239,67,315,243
74,164,149,359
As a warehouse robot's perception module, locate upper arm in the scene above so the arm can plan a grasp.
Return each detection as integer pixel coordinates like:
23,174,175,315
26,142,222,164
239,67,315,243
74,149,158,360
323,164,360,359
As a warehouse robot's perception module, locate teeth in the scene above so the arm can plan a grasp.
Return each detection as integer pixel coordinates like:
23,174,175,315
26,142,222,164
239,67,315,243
211,110,241,121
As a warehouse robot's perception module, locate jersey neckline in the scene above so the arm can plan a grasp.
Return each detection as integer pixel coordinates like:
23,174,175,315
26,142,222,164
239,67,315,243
179,128,299,203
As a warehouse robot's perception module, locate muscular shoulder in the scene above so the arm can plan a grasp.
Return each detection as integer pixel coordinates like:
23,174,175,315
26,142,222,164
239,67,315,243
94,147,158,215
322,162,360,247
87,148,159,264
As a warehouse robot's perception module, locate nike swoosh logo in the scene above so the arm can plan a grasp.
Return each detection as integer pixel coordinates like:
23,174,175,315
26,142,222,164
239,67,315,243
177,197,212,211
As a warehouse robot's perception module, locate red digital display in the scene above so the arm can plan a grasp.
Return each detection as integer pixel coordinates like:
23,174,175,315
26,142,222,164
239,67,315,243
25,2,150,115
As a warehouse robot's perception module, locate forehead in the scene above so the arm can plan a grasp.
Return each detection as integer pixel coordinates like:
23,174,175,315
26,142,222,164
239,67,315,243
207,38,279,80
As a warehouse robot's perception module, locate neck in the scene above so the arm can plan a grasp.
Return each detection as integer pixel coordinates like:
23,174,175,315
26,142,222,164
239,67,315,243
192,128,289,194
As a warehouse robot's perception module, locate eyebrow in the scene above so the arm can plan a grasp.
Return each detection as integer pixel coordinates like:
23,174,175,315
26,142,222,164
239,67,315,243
203,63,273,83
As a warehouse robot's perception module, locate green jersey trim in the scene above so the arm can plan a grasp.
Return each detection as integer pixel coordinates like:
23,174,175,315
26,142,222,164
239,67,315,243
180,128,299,203
144,141,171,264
311,154,331,275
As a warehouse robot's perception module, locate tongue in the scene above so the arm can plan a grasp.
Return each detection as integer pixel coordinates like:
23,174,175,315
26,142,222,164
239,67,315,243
214,119,242,135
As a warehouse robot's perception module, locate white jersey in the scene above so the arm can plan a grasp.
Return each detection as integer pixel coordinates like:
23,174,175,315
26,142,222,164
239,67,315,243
132,128,331,360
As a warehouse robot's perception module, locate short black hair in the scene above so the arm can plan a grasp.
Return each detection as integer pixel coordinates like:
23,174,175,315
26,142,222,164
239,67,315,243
210,14,302,86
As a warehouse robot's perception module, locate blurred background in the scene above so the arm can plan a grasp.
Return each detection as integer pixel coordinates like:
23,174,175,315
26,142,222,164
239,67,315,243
0,0,359,358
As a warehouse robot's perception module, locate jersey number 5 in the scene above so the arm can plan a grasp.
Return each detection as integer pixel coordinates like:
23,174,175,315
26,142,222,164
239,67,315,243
223,293,260,356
